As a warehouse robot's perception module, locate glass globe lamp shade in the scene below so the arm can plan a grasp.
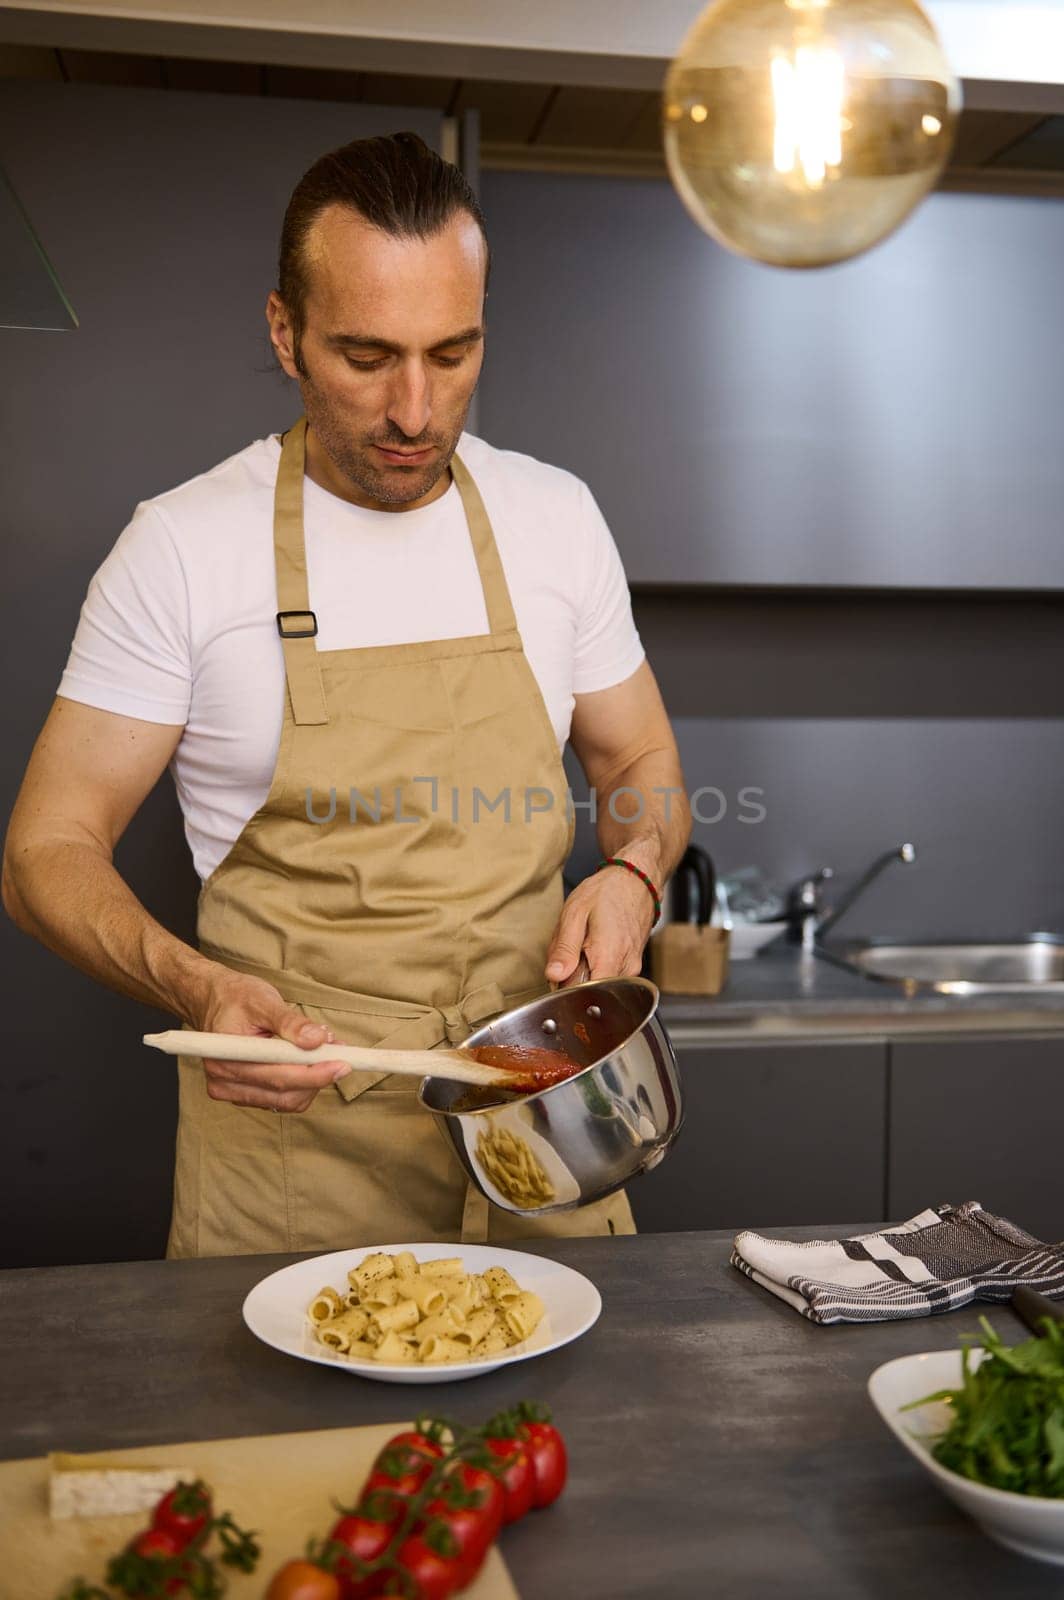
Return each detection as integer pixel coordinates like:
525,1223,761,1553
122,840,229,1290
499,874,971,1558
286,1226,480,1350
663,0,962,268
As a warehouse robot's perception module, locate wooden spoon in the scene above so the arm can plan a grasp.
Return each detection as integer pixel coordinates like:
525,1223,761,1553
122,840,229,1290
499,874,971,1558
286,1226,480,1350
142,1030,580,1092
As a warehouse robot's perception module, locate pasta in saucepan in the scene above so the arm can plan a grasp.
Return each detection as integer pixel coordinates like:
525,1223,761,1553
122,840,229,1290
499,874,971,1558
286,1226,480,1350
305,1251,546,1365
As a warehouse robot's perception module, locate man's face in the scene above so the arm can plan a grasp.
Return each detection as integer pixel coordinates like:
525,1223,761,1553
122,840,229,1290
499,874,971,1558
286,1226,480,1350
270,206,486,509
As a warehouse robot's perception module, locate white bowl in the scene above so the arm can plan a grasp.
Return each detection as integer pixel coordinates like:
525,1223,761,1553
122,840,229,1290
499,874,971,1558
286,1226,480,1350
243,1241,602,1385
869,1349,1064,1565
728,921,785,959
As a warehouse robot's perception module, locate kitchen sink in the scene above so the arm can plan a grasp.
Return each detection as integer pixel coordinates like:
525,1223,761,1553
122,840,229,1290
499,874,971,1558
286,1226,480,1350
818,936,1064,993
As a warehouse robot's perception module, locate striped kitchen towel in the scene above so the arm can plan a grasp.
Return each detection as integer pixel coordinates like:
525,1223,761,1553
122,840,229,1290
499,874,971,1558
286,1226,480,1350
731,1201,1064,1325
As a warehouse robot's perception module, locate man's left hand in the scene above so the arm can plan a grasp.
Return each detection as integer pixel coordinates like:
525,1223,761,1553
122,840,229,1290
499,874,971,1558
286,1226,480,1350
544,864,656,985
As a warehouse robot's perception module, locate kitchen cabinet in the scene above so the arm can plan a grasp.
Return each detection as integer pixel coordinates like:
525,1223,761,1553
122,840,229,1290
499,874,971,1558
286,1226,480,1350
629,1039,888,1233
888,1033,1064,1243
481,172,1064,591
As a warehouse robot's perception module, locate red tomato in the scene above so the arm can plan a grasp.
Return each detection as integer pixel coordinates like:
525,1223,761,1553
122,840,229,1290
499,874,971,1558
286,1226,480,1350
361,1474,420,1521
328,1512,395,1600
363,1434,441,1502
448,1462,505,1538
393,1531,465,1600
420,1508,487,1588
483,1437,534,1524
122,1528,189,1595
419,1461,504,1582
419,1504,489,1583
152,1480,213,1547
380,1431,445,1463
518,1420,568,1508
265,1561,343,1600
131,1527,180,1558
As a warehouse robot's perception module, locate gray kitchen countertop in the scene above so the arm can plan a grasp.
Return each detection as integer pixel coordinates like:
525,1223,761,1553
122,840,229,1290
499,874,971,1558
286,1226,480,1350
657,943,1064,1036
1,1229,1061,1599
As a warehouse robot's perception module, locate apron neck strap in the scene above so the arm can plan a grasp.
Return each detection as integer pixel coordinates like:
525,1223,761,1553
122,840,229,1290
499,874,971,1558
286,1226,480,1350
274,416,327,725
448,449,518,636
273,422,521,724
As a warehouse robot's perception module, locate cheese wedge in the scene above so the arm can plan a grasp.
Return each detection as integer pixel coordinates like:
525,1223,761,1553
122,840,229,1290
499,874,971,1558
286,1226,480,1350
48,1452,193,1519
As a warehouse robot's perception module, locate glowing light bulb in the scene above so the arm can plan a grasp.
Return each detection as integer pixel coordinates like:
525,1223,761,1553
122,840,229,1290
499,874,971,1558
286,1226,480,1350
663,0,961,268
771,44,845,187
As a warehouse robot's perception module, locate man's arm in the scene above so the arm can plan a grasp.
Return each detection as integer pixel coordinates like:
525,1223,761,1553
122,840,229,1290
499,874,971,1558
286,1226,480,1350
4,696,214,1014
545,661,691,983
3,696,348,1112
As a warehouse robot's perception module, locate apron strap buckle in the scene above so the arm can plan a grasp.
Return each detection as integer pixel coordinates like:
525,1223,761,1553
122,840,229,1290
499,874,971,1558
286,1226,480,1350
276,609,318,639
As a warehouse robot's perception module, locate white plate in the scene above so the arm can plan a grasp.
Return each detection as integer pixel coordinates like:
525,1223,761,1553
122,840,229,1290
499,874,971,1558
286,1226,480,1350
242,1242,602,1385
869,1349,1064,1565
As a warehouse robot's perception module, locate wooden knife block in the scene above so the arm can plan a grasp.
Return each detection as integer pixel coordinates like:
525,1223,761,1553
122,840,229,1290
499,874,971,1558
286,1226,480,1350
650,923,730,996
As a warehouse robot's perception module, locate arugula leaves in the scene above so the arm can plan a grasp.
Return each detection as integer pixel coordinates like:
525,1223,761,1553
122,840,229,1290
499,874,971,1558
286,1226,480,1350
904,1314,1064,1497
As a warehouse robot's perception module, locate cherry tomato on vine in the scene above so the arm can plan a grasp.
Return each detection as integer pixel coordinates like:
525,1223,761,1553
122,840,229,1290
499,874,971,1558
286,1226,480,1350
152,1480,213,1547
327,1512,395,1600
363,1435,441,1502
265,1561,342,1600
130,1528,183,1561
436,1461,504,1539
517,1420,568,1508
392,1530,465,1600
482,1437,534,1524
116,1528,190,1596
418,1505,490,1582
420,1461,504,1581
380,1431,445,1464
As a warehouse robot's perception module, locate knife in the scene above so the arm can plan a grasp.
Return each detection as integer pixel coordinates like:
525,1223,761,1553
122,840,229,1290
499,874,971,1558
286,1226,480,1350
1010,1285,1064,1337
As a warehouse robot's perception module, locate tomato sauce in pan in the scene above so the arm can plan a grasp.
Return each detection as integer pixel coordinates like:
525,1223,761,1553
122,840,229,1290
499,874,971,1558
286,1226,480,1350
466,1042,583,1094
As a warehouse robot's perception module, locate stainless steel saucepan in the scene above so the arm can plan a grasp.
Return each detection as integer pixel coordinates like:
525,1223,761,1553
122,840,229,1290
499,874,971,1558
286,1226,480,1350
418,976,683,1216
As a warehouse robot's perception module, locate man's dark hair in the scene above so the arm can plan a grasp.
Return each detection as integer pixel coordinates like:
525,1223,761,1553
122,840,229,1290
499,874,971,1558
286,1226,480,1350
278,130,490,371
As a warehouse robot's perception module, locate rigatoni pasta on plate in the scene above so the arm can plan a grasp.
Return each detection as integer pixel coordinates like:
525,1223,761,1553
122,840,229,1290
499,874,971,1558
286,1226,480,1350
305,1249,546,1366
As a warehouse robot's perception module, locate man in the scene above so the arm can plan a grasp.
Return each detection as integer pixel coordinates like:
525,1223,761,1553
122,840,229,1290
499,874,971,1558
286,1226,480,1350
3,132,689,1256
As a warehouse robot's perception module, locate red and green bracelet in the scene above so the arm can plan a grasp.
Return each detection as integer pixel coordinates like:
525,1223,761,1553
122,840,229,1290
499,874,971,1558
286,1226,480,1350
596,857,662,923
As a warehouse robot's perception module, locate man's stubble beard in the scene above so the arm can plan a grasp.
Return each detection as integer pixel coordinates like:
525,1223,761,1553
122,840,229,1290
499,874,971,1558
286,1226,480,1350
299,365,471,508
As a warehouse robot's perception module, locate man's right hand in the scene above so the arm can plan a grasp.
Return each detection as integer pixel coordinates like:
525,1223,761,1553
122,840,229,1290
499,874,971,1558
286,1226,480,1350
187,968,352,1113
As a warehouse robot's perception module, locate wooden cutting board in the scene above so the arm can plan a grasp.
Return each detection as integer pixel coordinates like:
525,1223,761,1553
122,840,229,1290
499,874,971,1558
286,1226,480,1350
0,1422,522,1600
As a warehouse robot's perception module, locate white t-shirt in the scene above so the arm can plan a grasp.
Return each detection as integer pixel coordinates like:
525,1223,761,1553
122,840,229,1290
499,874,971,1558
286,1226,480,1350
58,431,645,883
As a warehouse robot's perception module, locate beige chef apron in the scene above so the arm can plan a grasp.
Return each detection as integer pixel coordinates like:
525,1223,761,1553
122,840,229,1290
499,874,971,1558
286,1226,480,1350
166,416,635,1257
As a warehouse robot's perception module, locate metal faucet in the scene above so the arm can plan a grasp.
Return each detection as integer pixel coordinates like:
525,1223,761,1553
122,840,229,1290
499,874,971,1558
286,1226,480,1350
785,843,917,951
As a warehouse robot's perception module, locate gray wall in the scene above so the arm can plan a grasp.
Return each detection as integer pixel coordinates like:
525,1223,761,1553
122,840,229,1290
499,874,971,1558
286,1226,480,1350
0,81,441,1267
569,708,1064,940
478,170,1064,591
568,592,1064,938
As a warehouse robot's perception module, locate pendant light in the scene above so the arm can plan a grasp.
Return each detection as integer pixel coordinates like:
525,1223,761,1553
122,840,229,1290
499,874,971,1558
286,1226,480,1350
663,0,962,268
